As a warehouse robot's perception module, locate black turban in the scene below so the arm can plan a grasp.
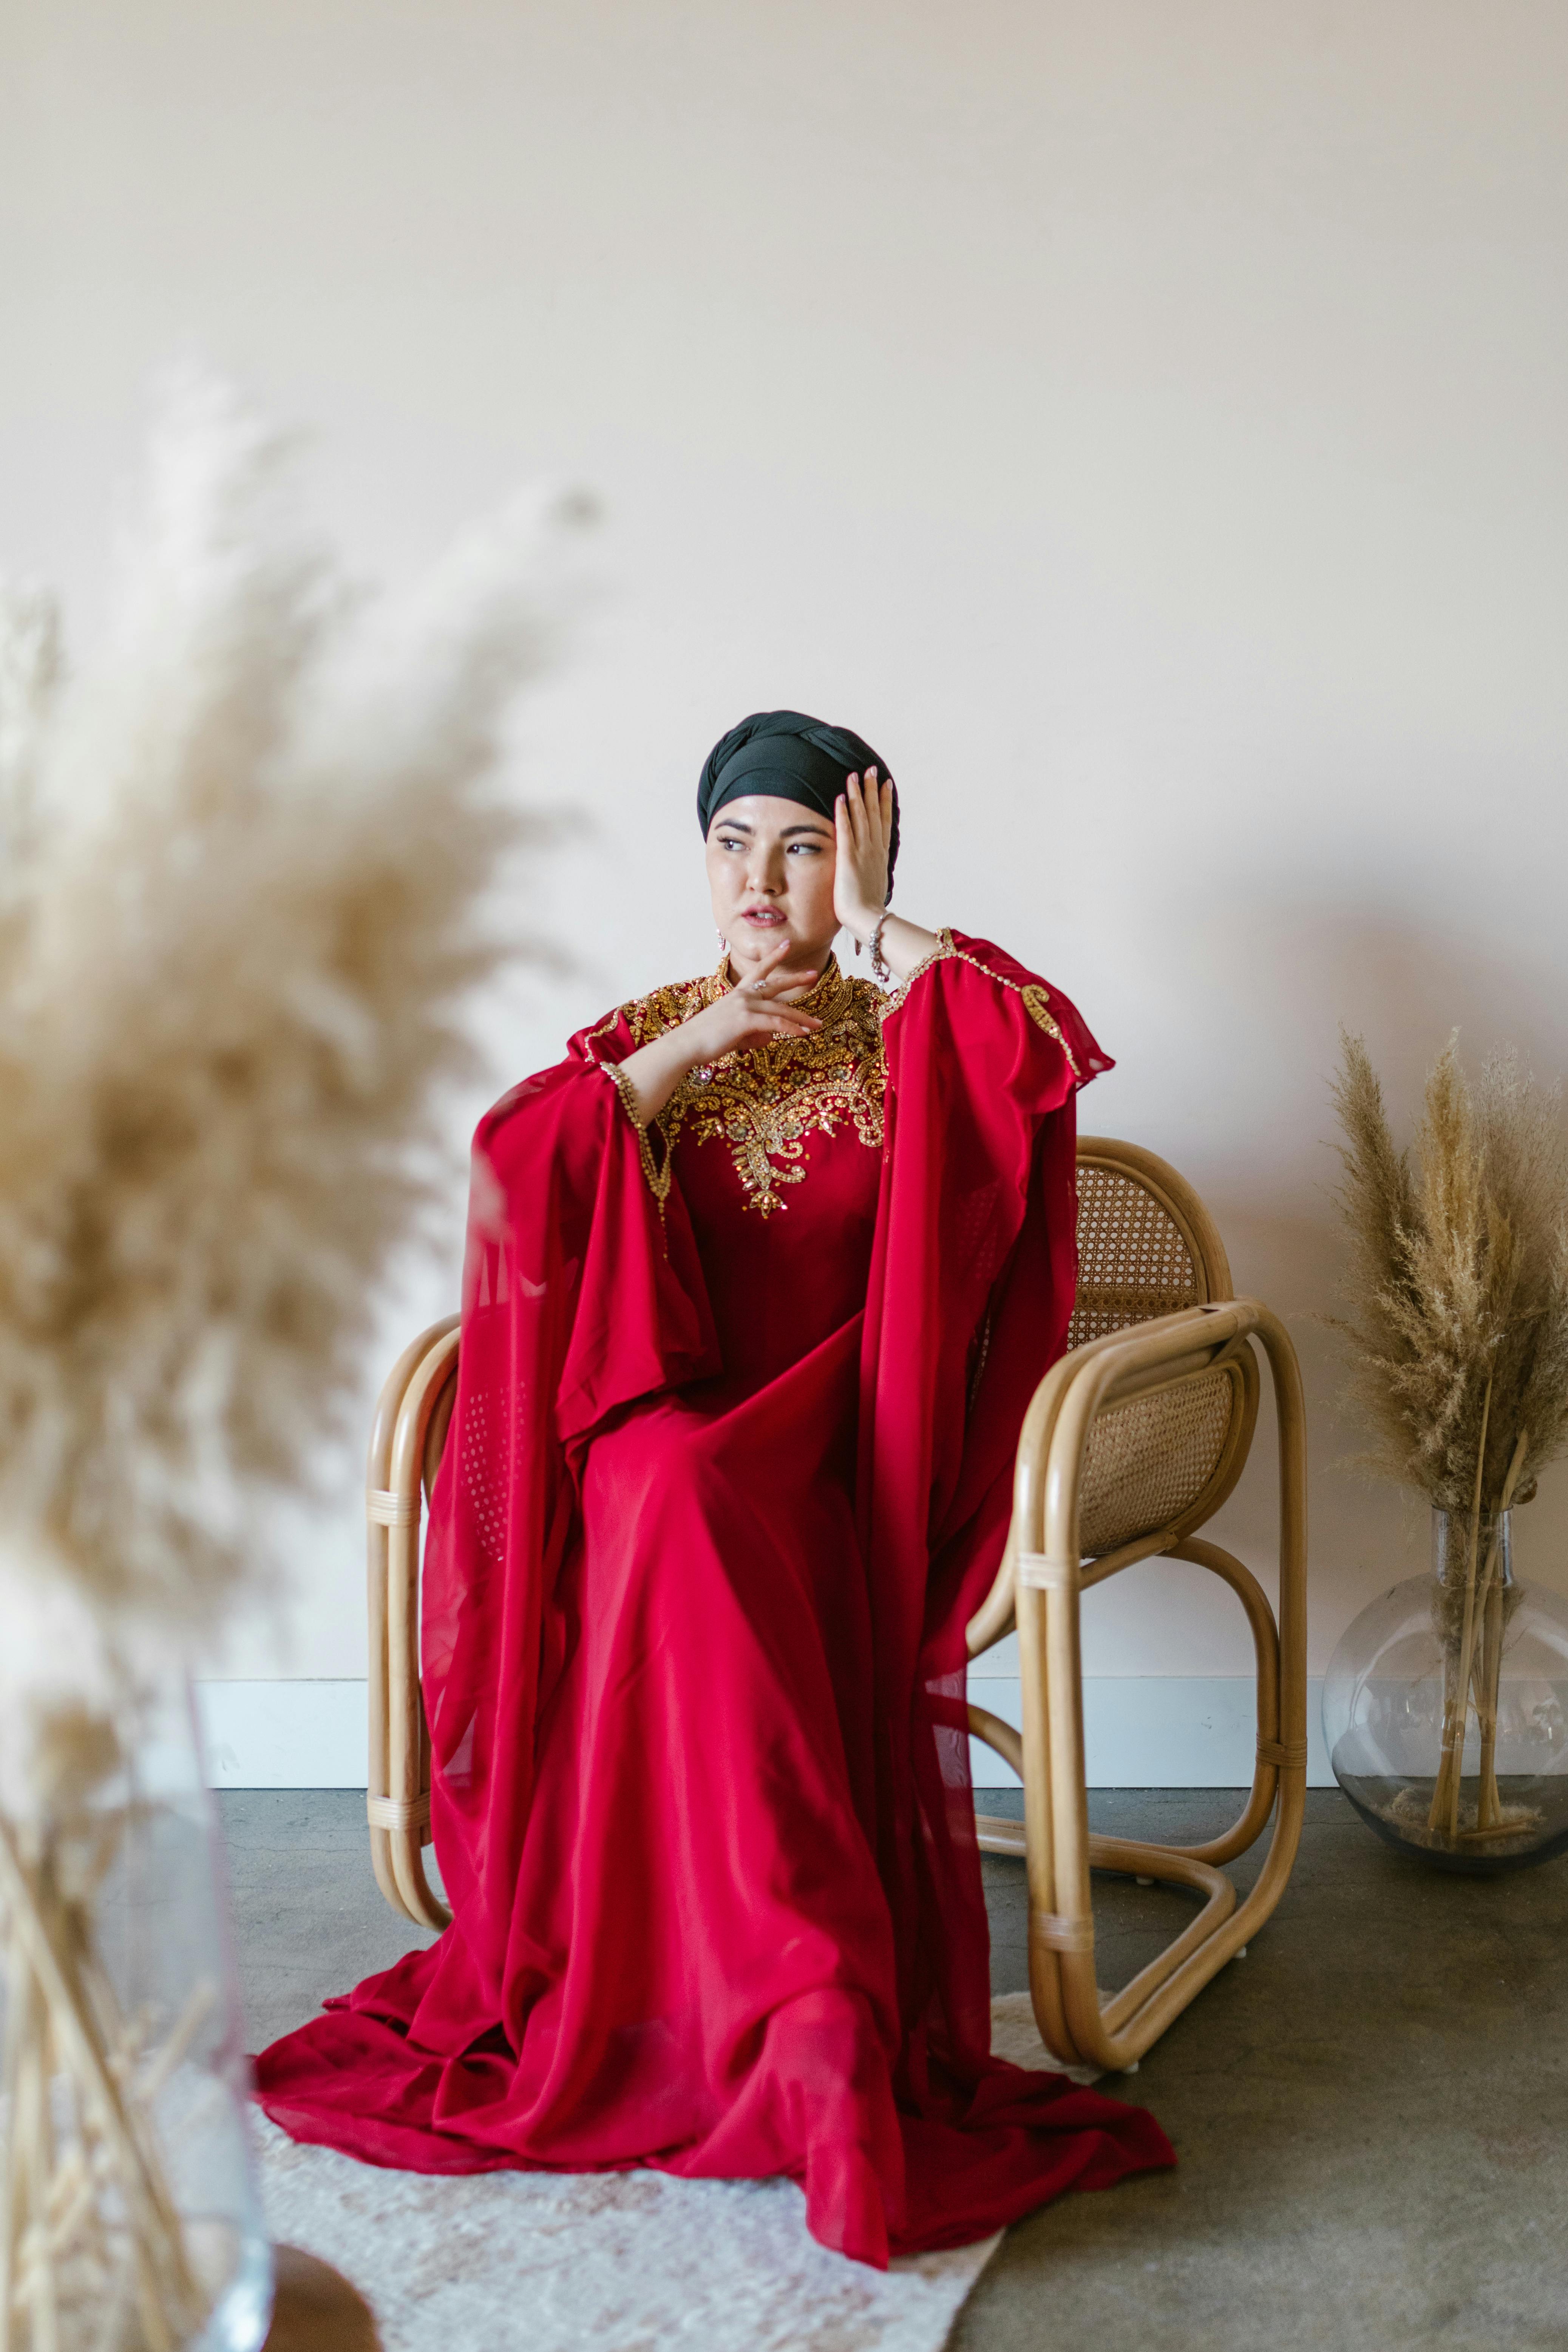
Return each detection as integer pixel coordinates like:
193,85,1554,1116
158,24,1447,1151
697,709,899,892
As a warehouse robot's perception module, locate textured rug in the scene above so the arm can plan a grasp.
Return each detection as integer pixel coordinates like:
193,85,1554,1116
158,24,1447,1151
255,1995,1089,2352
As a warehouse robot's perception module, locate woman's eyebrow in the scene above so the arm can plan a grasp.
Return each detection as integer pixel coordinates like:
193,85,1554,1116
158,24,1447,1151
713,817,832,840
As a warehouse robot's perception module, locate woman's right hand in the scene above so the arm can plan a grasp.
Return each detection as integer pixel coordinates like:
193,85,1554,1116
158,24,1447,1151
682,938,823,1062
612,939,822,1124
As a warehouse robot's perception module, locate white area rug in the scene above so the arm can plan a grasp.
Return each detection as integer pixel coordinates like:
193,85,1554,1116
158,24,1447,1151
255,1996,1092,2351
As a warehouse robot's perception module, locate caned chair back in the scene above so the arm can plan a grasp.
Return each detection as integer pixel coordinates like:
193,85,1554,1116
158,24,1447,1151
1070,1138,1230,1346
1069,1137,1257,1562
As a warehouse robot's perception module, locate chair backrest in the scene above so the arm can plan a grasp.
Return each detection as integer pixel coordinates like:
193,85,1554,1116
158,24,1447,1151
1071,1135,1233,1345
1069,1137,1254,1560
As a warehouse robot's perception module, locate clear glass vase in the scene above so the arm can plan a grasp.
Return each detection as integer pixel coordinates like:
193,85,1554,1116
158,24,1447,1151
0,1673,273,2351
1324,1507,1568,1874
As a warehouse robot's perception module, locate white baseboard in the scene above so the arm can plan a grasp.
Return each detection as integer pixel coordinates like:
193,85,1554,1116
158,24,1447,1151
195,1675,1334,1791
965,1673,1332,1788
196,1680,369,1789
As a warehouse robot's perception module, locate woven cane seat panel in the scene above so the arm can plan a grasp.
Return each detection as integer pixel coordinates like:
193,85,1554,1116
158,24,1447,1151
1079,1366,1235,1555
1070,1164,1201,1349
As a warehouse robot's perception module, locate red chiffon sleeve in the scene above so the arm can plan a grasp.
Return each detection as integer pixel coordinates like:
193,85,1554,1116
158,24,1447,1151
418,1015,718,2001
859,930,1111,2093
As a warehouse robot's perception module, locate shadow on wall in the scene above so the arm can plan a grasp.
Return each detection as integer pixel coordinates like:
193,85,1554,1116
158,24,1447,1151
1197,892,1568,1655
1213,886,1568,1144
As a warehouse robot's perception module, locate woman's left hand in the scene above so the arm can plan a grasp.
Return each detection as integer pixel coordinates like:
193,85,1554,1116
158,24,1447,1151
834,770,893,946
833,767,941,985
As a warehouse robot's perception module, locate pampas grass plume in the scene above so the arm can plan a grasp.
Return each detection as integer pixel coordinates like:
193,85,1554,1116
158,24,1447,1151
1329,1030,1568,1511
0,373,577,1644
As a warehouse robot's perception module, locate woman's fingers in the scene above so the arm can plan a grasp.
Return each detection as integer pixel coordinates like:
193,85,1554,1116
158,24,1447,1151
842,774,864,850
732,948,822,1040
743,939,794,992
862,768,885,852
843,770,885,860
749,954,820,1001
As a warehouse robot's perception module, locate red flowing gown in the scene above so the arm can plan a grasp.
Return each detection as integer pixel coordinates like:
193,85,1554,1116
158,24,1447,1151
254,929,1176,2265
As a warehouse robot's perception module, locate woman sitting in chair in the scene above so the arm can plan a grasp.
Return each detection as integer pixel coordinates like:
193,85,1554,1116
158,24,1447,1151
255,710,1174,2265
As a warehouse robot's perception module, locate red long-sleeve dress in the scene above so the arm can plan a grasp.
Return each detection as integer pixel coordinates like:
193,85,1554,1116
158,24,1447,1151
254,929,1174,2266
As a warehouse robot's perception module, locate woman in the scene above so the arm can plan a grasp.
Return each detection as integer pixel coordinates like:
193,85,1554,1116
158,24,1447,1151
255,709,1174,2266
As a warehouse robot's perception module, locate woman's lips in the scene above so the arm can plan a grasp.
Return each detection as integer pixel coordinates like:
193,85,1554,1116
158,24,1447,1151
741,908,785,926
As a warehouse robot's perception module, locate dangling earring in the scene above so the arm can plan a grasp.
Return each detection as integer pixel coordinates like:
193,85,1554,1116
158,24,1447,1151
716,931,728,955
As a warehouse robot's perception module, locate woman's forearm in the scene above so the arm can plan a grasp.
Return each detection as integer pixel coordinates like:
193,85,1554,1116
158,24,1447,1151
861,912,942,984
614,1028,698,1125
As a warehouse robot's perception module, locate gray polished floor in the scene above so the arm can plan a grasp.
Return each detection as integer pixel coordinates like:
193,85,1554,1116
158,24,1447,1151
223,1788,1568,2351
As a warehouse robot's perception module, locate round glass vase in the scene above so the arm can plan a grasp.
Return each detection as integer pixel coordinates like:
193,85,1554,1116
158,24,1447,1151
1324,1507,1568,1875
0,1673,273,2351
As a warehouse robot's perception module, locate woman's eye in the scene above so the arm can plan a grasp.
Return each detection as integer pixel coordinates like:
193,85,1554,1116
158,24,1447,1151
788,842,821,856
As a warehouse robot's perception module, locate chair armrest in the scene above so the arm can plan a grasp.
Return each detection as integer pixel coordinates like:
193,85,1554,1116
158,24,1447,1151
966,1301,1259,1658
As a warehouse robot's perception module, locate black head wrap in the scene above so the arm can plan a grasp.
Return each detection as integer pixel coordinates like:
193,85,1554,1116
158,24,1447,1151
697,709,899,893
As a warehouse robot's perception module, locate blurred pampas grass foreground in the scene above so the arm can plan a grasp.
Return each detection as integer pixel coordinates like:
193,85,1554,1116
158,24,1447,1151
0,372,576,1675
0,376,578,2349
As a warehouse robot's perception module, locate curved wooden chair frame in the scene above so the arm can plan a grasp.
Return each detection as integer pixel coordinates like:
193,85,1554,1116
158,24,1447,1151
966,1137,1307,2072
363,1135,1307,2072
365,1313,459,1930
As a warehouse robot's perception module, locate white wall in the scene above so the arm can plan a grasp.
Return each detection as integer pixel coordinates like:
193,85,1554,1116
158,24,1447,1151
5,2,1568,1763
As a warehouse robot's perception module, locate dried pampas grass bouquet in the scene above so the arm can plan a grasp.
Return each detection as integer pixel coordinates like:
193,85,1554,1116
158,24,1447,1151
0,374,578,2351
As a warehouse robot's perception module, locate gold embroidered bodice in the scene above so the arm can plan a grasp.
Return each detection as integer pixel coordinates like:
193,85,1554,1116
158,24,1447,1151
598,930,1083,1216
615,956,887,1216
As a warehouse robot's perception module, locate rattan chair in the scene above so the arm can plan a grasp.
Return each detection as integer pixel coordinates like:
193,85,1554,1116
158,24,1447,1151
363,1136,1308,2074
964,1137,1307,2073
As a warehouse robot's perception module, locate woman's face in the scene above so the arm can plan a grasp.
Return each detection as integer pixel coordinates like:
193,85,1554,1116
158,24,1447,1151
704,794,839,978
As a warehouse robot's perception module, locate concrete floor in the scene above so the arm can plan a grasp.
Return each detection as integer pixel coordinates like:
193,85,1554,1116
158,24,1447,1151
224,1789,1568,2352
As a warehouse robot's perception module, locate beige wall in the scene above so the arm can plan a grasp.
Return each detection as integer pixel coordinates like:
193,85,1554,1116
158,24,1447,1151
5,1,1568,1692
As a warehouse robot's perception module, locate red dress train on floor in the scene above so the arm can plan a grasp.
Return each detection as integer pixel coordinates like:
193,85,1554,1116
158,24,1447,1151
254,929,1175,2265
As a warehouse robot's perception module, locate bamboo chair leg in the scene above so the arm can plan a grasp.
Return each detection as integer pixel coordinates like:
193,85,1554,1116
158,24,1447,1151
365,1318,458,1931
365,1514,403,1921
385,1514,449,1932
973,1700,1240,2060
1020,1307,1309,2075
1038,1575,1109,2069
1082,1325,1310,2055
1016,1583,1077,2065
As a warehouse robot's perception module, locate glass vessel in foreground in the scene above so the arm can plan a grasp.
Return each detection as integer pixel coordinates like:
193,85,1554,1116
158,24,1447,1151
0,1674,273,2350
1324,1508,1568,1874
